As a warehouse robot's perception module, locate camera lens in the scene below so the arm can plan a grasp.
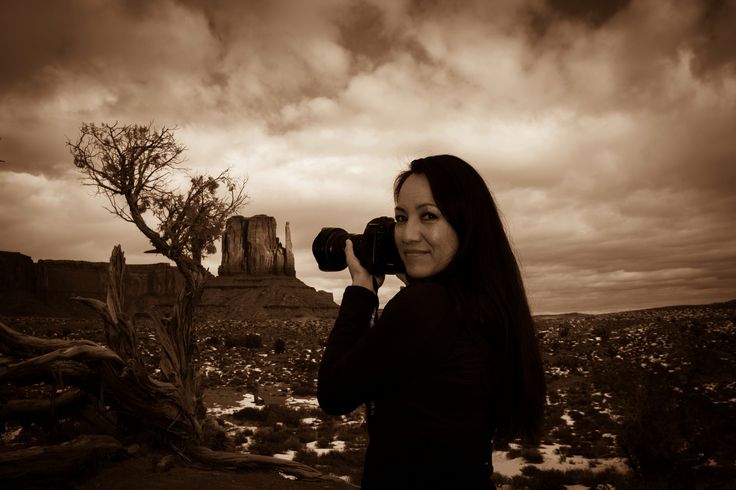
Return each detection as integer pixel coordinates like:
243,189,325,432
312,227,352,271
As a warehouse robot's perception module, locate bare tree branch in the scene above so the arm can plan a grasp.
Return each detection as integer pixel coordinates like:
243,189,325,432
67,122,247,267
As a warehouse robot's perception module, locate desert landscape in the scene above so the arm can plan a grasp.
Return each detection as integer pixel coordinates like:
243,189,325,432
3,2,736,488
2,297,734,489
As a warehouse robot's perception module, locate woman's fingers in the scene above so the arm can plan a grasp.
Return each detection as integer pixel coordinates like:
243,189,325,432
345,239,382,293
345,239,366,274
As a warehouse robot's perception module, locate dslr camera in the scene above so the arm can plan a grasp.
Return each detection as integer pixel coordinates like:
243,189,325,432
312,216,405,275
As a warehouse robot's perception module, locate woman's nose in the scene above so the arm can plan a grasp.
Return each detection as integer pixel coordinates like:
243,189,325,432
400,218,421,243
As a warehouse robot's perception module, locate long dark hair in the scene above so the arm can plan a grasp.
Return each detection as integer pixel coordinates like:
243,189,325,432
395,154,545,442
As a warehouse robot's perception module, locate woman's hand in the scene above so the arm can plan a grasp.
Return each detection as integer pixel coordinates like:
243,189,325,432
345,239,384,294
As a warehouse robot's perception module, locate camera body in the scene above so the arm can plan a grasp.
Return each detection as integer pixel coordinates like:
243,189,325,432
312,216,405,275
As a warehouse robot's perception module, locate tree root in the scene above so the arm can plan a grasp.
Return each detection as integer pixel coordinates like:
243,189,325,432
0,434,124,481
186,445,351,484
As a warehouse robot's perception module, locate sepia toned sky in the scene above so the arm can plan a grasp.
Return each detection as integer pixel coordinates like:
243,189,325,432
1,0,735,314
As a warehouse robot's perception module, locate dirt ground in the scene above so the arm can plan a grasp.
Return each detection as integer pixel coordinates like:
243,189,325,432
72,457,356,490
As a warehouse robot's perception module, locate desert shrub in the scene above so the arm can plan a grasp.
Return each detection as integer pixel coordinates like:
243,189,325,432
617,380,684,479
296,427,317,444
249,427,301,456
493,438,511,451
224,333,263,348
553,425,575,445
264,405,303,427
283,435,301,451
520,465,566,487
201,335,221,346
605,343,619,358
292,354,319,374
521,446,544,464
510,466,630,490
557,354,581,370
295,448,365,484
233,405,303,426
316,432,336,448
201,416,231,451
547,389,561,404
244,333,263,348
573,440,594,459
555,445,572,457
506,447,522,459
233,428,253,446
592,324,610,342
299,406,324,419
314,422,338,445
231,406,267,422
335,423,368,447
591,337,736,487
290,381,315,397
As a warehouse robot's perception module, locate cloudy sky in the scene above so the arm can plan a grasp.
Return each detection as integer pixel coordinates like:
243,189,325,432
1,0,734,314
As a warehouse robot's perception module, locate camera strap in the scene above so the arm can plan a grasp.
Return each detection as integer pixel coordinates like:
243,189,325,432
371,276,381,327
366,276,380,427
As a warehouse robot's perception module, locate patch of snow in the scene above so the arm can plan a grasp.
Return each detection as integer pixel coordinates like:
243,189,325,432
201,363,219,375
306,440,346,455
492,444,629,477
286,396,320,409
274,450,297,461
278,471,298,480
207,393,262,416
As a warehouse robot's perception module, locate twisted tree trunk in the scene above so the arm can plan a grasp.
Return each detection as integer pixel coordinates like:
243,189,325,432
0,246,339,484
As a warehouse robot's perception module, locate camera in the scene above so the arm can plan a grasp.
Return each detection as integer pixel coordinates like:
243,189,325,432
312,216,405,275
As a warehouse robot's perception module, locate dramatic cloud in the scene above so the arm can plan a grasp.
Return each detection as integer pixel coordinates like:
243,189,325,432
1,0,734,313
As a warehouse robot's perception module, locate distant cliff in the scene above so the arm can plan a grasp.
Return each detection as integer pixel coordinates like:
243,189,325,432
0,251,183,317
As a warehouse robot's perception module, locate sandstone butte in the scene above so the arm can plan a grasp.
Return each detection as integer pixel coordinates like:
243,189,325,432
0,215,338,320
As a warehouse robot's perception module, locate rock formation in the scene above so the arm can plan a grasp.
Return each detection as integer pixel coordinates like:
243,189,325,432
219,215,295,276
200,215,337,320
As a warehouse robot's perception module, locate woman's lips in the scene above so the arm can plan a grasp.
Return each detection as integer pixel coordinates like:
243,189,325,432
403,249,429,256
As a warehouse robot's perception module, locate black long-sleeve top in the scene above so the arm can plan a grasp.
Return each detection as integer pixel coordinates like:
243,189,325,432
318,282,498,489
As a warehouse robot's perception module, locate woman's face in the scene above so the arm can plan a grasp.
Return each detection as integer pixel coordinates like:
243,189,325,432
394,173,459,279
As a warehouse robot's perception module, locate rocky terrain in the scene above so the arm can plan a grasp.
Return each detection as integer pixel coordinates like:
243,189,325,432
2,299,734,488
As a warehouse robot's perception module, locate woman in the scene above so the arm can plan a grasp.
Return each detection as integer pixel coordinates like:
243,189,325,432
318,155,545,489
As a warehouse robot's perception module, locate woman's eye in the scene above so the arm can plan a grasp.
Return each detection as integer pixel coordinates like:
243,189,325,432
395,215,407,223
422,212,438,220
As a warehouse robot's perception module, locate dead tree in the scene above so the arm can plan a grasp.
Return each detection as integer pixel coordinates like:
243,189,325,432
0,122,338,483
0,247,329,481
66,122,248,445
